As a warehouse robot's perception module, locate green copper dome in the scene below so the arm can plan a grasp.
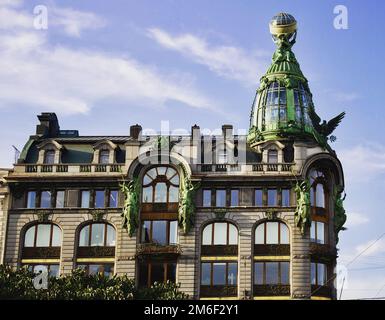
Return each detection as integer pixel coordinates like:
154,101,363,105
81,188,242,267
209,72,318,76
248,13,315,145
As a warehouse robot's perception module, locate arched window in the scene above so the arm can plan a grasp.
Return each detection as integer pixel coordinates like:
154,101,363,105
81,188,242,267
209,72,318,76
293,82,312,125
200,222,238,298
76,222,116,277
22,223,62,277
308,168,328,212
255,221,289,245
142,166,179,203
254,221,290,298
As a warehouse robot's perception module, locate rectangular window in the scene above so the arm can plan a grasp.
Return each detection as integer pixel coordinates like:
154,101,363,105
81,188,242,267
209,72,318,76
255,261,290,285
310,221,326,244
230,189,239,207
55,191,65,208
311,262,327,286
81,190,90,208
27,191,36,209
254,262,264,284
141,221,151,243
227,263,238,285
212,263,226,285
267,189,277,206
40,191,51,208
90,224,104,246
169,220,178,245
109,190,118,208
280,261,290,285
94,190,105,208
215,190,226,207
99,150,110,164
203,190,211,207
36,224,51,247
255,189,263,206
282,189,290,207
44,150,55,164
201,263,211,285
266,222,279,244
66,190,79,208
268,150,278,163
265,262,279,284
152,220,167,245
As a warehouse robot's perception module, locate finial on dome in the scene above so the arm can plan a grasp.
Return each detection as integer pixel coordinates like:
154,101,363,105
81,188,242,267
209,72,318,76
269,13,297,48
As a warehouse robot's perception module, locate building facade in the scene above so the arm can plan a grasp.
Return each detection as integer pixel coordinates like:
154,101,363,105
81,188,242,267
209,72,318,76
1,13,346,300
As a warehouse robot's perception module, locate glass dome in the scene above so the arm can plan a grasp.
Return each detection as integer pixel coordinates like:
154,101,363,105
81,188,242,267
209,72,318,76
270,13,296,27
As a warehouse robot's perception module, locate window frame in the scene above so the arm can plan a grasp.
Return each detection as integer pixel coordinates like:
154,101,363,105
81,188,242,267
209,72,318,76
140,220,178,245
24,223,61,248
254,261,290,285
200,261,238,287
78,223,116,247
202,222,238,246
254,221,289,245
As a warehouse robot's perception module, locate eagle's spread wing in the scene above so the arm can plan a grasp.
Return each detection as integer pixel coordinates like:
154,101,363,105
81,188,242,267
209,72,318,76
308,105,322,132
325,112,345,136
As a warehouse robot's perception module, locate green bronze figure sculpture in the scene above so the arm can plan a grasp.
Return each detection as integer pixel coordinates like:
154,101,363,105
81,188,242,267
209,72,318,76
294,179,311,236
120,177,140,237
178,174,199,234
334,185,347,244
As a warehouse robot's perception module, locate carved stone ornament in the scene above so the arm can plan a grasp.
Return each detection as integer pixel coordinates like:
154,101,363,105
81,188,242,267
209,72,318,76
36,210,52,223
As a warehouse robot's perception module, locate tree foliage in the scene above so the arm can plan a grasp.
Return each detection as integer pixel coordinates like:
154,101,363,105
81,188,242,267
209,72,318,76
0,265,188,300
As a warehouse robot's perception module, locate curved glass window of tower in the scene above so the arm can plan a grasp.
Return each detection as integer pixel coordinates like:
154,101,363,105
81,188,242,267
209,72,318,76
264,82,287,129
44,150,55,164
99,150,110,164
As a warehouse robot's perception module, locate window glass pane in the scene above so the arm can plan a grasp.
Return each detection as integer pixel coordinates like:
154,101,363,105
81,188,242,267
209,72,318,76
254,262,264,284
169,221,178,245
139,263,149,287
157,167,167,175
212,263,226,285
268,150,278,163
317,222,325,244
310,188,315,206
142,186,153,203
310,222,316,242
311,263,316,285
44,150,55,164
280,223,289,244
89,264,102,275
255,223,265,244
49,265,60,278
106,225,116,246
317,264,326,285
265,262,279,284
79,225,89,246
282,189,290,207
90,224,104,246
203,190,211,207
36,224,51,247
166,167,177,179
94,191,105,208
99,150,109,164
201,263,211,285
143,174,152,185
280,262,290,285
152,221,167,245
255,189,263,206
228,224,238,245
216,190,226,207
141,221,151,243
56,191,65,208
146,168,157,179
266,222,279,244
104,264,114,277
167,263,176,282
230,190,239,207
227,263,237,285
40,191,51,208
267,189,277,206
213,223,227,245
27,191,36,208
51,225,61,246
202,224,212,245
151,263,165,284
170,175,179,185
81,191,90,208
169,186,179,202
24,226,36,247
316,184,325,208
109,190,118,208
154,183,167,203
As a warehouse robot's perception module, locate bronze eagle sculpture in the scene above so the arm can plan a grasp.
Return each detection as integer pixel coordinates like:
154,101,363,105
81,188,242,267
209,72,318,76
308,105,345,139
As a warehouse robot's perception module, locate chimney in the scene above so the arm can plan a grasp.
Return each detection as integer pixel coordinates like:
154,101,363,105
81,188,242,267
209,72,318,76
191,124,200,138
36,113,60,137
130,124,142,139
222,124,233,137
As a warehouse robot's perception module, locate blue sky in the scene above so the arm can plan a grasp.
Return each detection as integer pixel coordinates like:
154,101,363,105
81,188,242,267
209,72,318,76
0,0,385,299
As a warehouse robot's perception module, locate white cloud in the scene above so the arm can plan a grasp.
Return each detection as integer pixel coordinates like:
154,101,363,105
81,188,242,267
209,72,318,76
334,92,360,102
338,143,385,182
0,4,217,115
345,212,369,228
355,238,385,258
147,28,267,86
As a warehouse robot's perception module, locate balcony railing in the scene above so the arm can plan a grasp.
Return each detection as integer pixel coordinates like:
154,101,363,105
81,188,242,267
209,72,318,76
136,243,181,256
16,164,124,174
198,163,294,173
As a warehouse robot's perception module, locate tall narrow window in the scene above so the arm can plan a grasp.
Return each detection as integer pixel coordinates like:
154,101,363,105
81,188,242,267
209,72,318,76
99,150,110,164
255,189,263,206
310,221,326,244
203,189,211,207
27,191,36,209
267,189,277,206
44,150,55,164
81,190,90,208
40,191,51,208
230,189,239,207
311,262,327,286
216,190,226,207
94,190,105,208
55,191,65,208
109,190,118,208
282,189,290,207
268,150,278,163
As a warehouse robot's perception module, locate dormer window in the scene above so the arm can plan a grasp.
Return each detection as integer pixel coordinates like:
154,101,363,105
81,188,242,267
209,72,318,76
99,150,110,164
267,149,278,163
44,150,55,164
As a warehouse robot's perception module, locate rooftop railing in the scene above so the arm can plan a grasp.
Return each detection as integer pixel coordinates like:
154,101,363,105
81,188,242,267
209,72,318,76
15,163,124,174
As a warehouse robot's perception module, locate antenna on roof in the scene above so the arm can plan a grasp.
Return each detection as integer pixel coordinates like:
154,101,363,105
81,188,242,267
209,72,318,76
12,145,20,164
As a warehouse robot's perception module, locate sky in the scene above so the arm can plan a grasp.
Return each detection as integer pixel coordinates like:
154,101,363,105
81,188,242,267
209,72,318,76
0,0,385,299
